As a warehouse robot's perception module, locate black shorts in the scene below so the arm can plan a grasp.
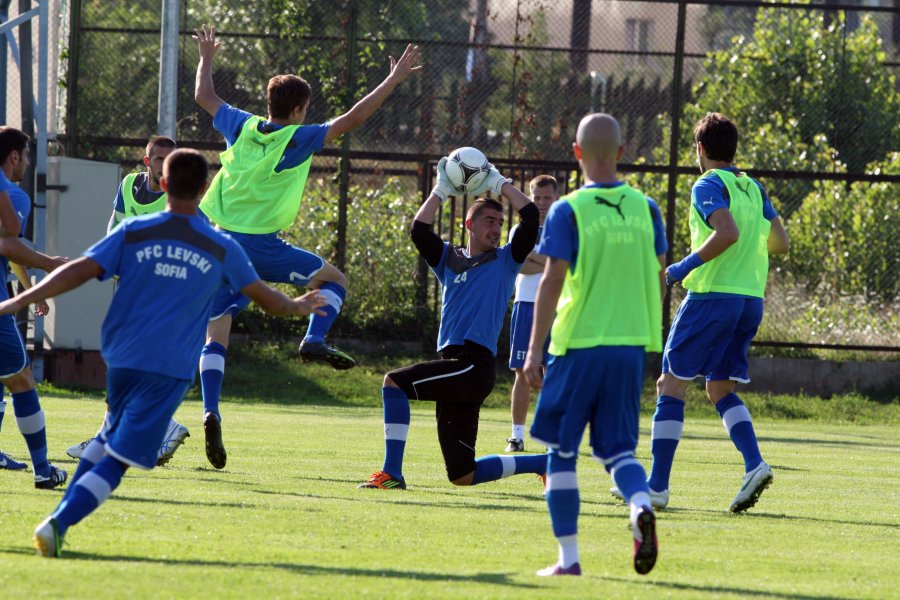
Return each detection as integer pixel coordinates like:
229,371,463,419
388,342,496,481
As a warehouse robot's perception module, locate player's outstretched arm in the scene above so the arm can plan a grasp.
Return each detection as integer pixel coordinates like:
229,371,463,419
240,281,327,317
523,257,568,390
193,25,225,117
0,257,101,316
0,237,66,272
325,43,422,144
666,207,739,285
768,216,789,255
10,262,50,316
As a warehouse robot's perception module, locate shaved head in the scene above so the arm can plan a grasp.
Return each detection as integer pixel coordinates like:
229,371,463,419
575,113,622,162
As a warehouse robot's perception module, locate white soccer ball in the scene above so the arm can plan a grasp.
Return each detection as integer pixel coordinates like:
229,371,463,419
444,147,491,194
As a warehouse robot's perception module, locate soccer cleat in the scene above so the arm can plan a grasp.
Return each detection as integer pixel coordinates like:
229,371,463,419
504,437,525,452
0,450,27,470
156,422,190,466
34,464,68,490
633,507,658,575
33,517,63,558
66,438,94,460
203,412,227,470
357,470,406,490
299,340,356,370
730,461,774,513
538,473,547,495
536,562,582,576
610,485,669,510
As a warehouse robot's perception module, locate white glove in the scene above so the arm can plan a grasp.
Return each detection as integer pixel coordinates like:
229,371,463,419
430,157,456,203
470,163,511,197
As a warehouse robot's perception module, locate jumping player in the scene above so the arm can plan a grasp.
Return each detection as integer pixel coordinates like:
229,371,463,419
7,149,327,557
613,112,789,513
525,113,664,576
67,136,191,465
504,174,558,452
192,25,422,469
358,161,548,491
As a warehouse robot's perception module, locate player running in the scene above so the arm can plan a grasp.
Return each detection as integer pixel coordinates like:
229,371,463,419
10,149,326,557
0,127,68,488
612,112,790,513
192,25,421,469
66,136,191,465
358,161,548,491
525,113,665,576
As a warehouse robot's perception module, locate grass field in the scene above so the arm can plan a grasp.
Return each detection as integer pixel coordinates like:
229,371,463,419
1,357,898,599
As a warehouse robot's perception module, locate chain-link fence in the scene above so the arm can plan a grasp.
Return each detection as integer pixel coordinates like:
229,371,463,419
60,0,900,352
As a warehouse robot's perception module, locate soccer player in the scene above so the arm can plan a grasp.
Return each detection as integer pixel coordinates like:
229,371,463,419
504,174,558,452
3,149,327,557
0,126,68,487
358,162,548,491
613,112,790,513
525,113,664,576
192,25,421,469
66,136,191,465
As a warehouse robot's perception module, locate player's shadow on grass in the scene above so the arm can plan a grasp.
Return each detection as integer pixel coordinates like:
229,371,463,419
603,575,848,600
664,506,899,529
112,494,271,511
685,433,899,450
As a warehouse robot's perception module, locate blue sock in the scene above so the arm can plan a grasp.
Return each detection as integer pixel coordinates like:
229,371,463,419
62,437,108,503
608,452,650,503
304,282,346,343
12,389,48,477
716,393,763,472
471,453,548,485
199,342,227,419
546,451,579,539
53,455,127,537
381,386,410,480
647,395,685,492
0,398,6,434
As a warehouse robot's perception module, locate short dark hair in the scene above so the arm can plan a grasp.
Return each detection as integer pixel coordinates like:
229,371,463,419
267,75,311,120
529,174,558,192
0,126,30,165
466,198,503,221
145,135,176,157
694,113,738,163
163,149,208,200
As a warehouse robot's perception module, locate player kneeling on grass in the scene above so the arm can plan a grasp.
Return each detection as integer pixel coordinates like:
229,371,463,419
0,149,326,558
358,159,549,491
525,114,664,576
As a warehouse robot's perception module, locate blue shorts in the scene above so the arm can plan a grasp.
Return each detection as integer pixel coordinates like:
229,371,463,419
508,301,550,369
104,367,191,469
211,231,325,319
662,296,764,383
530,346,645,461
0,314,28,377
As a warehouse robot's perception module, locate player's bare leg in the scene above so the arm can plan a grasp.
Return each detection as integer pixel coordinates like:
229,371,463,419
506,369,530,452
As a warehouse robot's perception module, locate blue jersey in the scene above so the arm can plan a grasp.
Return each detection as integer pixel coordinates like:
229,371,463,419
85,212,259,379
0,184,34,301
432,242,522,355
538,182,668,267
213,104,330,172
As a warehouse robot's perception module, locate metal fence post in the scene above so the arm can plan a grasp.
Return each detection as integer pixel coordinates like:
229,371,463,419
157,0,181,138
336,0,358,271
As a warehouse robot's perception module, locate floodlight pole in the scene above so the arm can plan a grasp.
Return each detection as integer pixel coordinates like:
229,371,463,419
158,0,181,137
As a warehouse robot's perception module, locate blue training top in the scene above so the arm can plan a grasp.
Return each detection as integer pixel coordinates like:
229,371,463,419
85,212,259,380
0,184,34,301
539,182,668,268
432,242,523,355
214,103,330,173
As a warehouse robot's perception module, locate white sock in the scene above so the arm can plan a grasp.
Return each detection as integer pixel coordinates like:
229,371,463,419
512,424,525,440
629,494,652,541
557,534,579,567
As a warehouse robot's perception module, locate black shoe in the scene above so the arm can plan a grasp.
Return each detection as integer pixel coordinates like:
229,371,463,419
35,464,68,490
299,340,356,370
204,412,227,469
633,507,658,575
505,438,525,452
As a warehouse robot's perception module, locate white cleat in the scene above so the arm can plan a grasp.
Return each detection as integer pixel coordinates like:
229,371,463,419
730,462,774,513
33,516,63,558
610,485,669,510
65,438,94,460
156,422,190,466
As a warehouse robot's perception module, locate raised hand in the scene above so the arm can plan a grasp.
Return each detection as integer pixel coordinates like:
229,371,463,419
431,157,458,202
193,24,221,61
387,44,423,84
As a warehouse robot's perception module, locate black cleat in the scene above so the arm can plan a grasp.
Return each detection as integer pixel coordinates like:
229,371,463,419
204,412,227,469
299,341,356,370
34,464,68,490
504,438,525,452
633,507,658,575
